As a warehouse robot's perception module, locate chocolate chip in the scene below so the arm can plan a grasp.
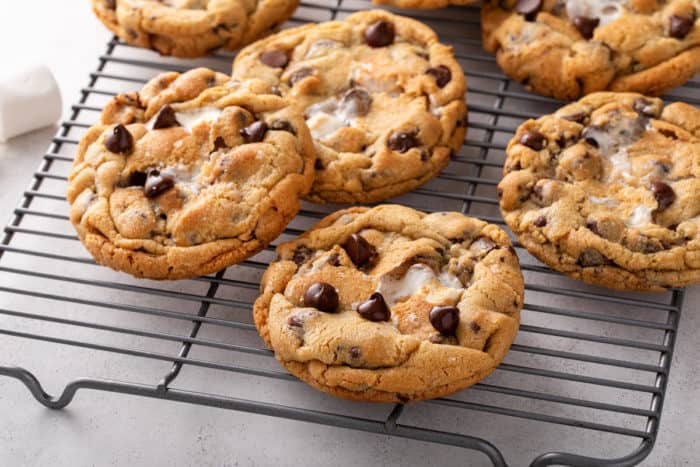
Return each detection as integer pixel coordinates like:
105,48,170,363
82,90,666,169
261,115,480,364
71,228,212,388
581,127,600,148
572,16,599,39
329,253,341,266
340,88,372,117
144,168,174,198
364,20,395,47
106,0,116,9
260,50,289,68
534,216,547,227
519,130,547,150
152,105,180,129
292,246,313,266
270,86,282,96
429,306,460,336
470,321,481,333
388,132,419,153
658,128,678,140
357,293,391,322
213,136,226,150
127,171,147,187
426,65,452,88
633,98,657,117
578,248,607,267
288,67,314,86
670,14,694,39
650,181,676,212
303,282,339,313
349,346,361,359
270,120,296,135
240,121,268,143
343,233,377,268
105,124,134,154
562,112,587,124
514,0,542,21
314,158,324,170
287,315,303,328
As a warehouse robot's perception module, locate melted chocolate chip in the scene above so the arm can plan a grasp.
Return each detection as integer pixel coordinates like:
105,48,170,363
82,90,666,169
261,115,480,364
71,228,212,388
288,67,314,86
341,88,372,117
106,0,116,9
240,121,268,143
144,168,174,198
470,321,481,333
633,98,657,117
105,124,134,154
562,112,587,124
519,130,547,150
658,128,678,140
152,105,180,129
213,136,226,150
388,132,419,153
357,293,391,322
582,126,600,148
287,315,303,328
650,181,676,212
670,14,694,39
303,282,339,313
292,246,313,266
260,50,289,68
314,158,324,170
534,216,547,227
514,0,542,21
127,171,147,187
429,306,460,336
270,86,282,96
349,346,361,359
426,65,452,88
343,233,377,268
572,16,599,39
578,248,607,267
268,120,296,135
364,20,395,47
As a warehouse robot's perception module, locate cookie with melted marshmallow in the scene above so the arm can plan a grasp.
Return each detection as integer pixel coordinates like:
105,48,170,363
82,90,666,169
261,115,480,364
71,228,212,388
482,0,700,99
499,92,700,291
253,205,523,402
67,68,314,279
232,10,468,204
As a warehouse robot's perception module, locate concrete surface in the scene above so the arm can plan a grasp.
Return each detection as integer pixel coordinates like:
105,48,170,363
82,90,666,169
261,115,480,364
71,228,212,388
1,2,699,467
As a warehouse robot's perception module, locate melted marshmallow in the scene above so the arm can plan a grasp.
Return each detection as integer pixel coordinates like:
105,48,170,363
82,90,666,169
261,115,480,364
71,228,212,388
628,205,652,228
306,96,358,140
566,0,625,26
377,263,462,306
174,107,222,133
589,196,620,207
608,148,633,182
161,163,202,195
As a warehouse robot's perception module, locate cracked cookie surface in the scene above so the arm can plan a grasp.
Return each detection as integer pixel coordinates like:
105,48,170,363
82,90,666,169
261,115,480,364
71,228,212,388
482,0,700,99
372,0,476,8
254,205,523,402
232,10,468,204
499,92,700,291
91,0,299,58
67,68,314,279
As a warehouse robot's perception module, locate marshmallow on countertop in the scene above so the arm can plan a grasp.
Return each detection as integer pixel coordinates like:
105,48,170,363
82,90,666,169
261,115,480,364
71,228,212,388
0,65,62,143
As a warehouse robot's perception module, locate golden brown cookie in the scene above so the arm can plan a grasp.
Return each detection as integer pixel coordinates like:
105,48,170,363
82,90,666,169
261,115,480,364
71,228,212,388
233,10,468,204
372,0,476,8
254,205,523,402
482,1,700,99
91,0,299,58
67,68,315,279
499,92,700,291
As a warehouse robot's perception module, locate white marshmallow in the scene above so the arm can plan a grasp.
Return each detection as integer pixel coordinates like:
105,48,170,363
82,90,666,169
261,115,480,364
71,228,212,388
0,65,62,143
566,0,625,26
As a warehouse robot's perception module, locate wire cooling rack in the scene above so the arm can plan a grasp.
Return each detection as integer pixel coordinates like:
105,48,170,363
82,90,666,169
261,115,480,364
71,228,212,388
0,1,694,466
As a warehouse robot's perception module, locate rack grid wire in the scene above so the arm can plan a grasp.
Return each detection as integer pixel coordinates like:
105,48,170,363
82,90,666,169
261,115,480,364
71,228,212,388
0,1,692,466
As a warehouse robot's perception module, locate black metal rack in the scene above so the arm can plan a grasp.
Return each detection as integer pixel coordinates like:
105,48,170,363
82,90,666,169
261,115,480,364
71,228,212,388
0,1,693,465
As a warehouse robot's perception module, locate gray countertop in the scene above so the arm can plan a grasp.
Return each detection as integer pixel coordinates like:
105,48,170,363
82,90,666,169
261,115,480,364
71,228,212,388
0,2,698,466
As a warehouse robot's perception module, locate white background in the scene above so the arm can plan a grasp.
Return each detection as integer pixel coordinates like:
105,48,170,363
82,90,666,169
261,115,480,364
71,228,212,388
0,2,699,466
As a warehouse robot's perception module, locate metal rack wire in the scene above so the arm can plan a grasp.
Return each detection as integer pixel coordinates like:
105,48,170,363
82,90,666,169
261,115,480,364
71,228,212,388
0,1,692,466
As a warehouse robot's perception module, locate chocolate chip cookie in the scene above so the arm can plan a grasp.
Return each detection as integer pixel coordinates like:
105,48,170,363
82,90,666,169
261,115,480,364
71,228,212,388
67,68,315,279
91,0,299,58
499,92,700,291
372,0,476,8
254,205,523,402
232,10,468,204
482,1,700,100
